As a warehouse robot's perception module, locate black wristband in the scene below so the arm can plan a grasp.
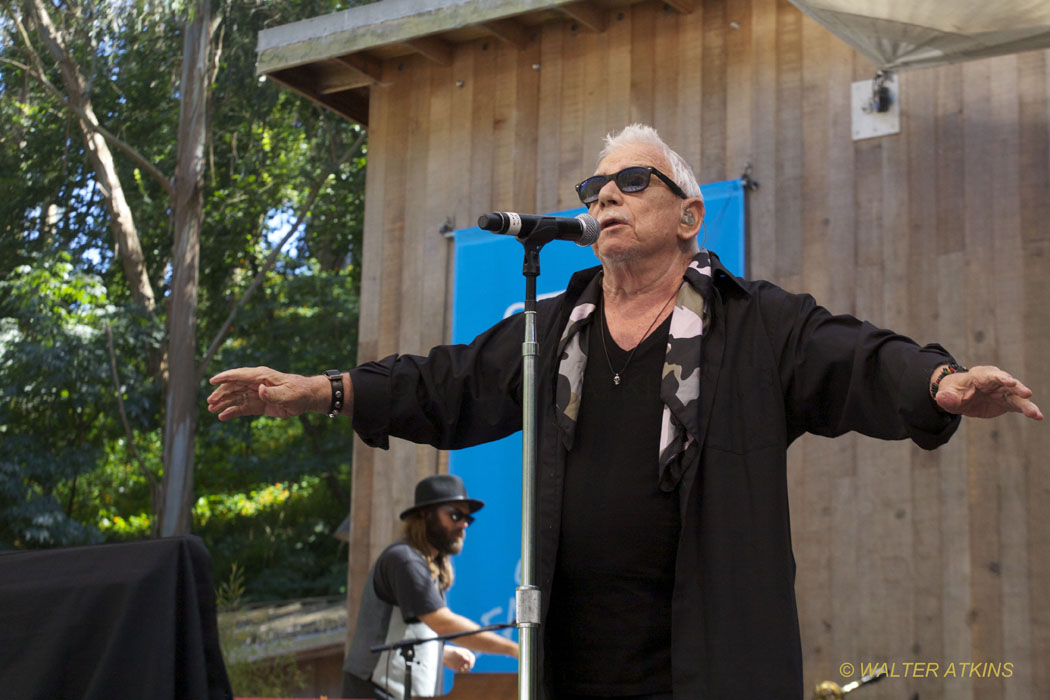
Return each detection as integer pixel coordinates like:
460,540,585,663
325,370,344,418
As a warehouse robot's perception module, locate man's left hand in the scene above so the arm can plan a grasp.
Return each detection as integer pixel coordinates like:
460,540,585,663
935,365,1043,420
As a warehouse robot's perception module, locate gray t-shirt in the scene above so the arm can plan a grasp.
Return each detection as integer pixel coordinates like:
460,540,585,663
344,542,447,696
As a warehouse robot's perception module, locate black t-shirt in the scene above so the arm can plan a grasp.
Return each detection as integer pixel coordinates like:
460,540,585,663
548,311,680,696
373,542,446,620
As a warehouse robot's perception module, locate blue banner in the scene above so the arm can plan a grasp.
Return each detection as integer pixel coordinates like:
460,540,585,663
444,179,745,683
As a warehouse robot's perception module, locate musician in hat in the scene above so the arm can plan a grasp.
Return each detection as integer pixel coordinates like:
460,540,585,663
340,474,519,700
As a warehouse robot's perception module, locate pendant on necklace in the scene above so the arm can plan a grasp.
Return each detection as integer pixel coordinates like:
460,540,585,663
613,373,622,386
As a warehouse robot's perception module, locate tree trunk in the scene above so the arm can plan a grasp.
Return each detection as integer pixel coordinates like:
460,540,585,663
25,0,156,313
159,0,211,537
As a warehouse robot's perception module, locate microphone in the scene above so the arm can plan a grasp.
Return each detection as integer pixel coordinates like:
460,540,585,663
477,211,600,246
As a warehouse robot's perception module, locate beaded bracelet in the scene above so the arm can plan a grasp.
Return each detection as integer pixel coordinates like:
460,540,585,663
325,369,344,418
930,362,967,400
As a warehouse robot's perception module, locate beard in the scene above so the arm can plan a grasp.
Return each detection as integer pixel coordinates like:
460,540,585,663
425,510,464,556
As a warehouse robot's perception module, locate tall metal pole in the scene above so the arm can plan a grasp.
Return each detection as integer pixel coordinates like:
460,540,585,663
517,250,541,700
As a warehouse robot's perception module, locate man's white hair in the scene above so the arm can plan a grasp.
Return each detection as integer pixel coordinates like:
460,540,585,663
598,124,703,202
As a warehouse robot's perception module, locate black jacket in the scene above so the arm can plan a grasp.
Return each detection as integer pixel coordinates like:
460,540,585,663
350,254,960,698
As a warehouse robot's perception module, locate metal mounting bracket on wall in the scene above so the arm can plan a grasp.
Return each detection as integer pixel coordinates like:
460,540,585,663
851,70,900,141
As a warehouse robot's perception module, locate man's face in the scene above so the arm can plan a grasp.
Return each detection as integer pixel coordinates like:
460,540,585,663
425,503,470,555
586,143,687,265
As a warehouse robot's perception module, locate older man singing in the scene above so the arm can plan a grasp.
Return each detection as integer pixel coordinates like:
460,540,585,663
208,124,1041,700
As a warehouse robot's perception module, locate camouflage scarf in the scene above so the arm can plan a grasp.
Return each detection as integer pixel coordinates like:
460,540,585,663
555,250,714,491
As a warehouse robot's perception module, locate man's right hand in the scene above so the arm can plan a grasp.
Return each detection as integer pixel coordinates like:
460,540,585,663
207,366,340,421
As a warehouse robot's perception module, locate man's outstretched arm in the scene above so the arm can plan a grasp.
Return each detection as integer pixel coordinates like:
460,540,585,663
419,606,519,659
206,367,351,421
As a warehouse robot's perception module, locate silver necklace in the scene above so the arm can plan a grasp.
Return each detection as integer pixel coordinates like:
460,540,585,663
599,286,679,386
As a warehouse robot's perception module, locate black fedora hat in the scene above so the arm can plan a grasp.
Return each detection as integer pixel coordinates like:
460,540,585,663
399,474,485,520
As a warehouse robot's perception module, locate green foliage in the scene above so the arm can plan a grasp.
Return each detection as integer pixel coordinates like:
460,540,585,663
197,473,349,602
0,0,366,600
0,256,159,548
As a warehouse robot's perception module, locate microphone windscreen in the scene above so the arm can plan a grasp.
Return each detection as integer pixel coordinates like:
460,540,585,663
575,213,599,246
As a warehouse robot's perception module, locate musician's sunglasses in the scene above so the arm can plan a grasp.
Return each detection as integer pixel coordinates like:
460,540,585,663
575,166,688,205
439,505,475,525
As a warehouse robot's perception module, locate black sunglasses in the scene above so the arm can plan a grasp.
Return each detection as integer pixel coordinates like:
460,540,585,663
575,166,688,205
439,504,475,525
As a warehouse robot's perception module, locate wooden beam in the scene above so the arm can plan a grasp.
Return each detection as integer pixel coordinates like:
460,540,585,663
405,36,454,66
480,18,530,50
334,53,385,84
663,0,696,14
558,1,606,33
317,61,373,94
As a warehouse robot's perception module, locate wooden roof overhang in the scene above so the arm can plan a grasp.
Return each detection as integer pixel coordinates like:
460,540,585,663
256,0,697,126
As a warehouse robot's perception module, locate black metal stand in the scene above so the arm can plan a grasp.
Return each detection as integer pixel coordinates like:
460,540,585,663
371,622,517,700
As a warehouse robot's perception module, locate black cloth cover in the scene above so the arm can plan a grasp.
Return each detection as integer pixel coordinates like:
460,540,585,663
0,535,233,700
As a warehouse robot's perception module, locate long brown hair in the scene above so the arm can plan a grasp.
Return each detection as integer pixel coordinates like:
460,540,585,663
402,510,454,592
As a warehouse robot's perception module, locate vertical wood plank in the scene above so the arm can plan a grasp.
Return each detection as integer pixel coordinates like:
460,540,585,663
1023,240,1050,698
961,56,1005,700
579,27,607,185
605,8,632,133
514,36,541,213
629,2,655,126
904,64,947,700
491,40,520,211
773,0,803,284
1018,50,1050,245
699,0,726,183
470,41,496,223
400,54,431,358
424,49,455,349
935,250,973,700
345,57,395,648
449,42,476,229
794,16,834,690
935,65,965,256
724,0,752,185
535,23,564,214
376,56,415,555
748,0,777,280
799,12,831,303
557,24,586,211
986,54,1032,700
651,3,680,139
675,4,703,175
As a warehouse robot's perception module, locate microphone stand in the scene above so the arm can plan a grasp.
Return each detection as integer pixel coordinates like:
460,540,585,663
371,622,517,700
369,625,516,700
513,224,563,700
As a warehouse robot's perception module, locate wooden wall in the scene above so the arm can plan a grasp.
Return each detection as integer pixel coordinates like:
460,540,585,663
347,0,1050,697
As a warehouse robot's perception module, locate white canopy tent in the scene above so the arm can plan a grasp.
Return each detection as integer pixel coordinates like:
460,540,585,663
787,0,1050,71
